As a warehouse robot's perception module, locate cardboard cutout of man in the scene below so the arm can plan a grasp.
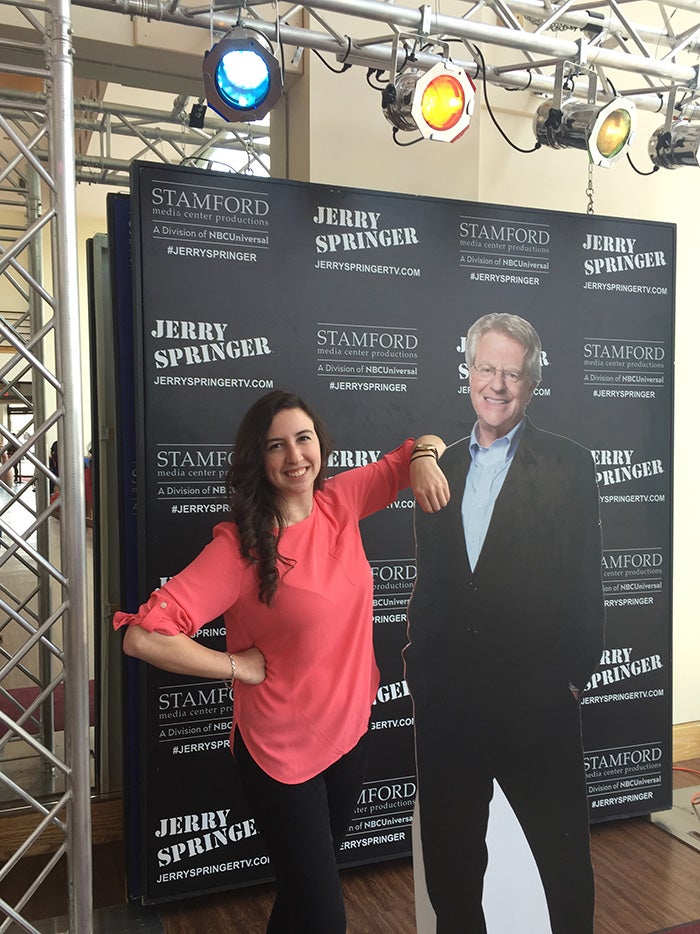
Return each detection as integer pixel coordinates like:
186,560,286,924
405,313,605,934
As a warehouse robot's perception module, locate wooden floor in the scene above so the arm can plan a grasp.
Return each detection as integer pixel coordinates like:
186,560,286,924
158,723,700,934
2,725,699,933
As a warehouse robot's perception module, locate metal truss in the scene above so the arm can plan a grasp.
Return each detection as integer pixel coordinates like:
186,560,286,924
0,0,92,931
1,0,697,180
69,0,700,124
0,87,271,186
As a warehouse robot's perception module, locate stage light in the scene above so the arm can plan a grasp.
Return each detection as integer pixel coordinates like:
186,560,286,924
534,97,636,167
382,61,476,142
202,30,282,123
649,120,700,169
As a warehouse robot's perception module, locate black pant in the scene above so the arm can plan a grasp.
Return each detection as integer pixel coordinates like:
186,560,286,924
234,729,368,934
411,680,595,934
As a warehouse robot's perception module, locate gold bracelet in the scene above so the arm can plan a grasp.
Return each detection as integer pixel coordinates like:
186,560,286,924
410,452,438,464
411,443,438,460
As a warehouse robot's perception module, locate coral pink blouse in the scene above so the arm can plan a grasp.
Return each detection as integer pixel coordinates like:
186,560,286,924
114,440,412,784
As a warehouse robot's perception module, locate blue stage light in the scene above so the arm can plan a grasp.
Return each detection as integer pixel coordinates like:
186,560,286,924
216,49,271,112
203,32,282,123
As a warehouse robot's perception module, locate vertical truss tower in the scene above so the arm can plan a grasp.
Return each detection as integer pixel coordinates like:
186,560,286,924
0,0,92,931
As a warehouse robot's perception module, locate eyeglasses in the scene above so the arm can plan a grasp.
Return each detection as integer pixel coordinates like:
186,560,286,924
469,364,524,384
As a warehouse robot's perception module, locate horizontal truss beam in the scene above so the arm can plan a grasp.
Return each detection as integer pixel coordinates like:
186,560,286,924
70,0,700,119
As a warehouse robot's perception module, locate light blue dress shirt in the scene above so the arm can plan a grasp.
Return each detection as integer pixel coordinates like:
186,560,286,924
461,419,526,571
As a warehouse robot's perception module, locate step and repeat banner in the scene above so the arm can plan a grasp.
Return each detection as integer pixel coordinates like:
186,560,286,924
118,161,674,903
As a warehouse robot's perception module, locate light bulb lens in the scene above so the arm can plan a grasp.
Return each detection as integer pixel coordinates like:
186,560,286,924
215,49,271,111
596,109,632,158
420,74,466,131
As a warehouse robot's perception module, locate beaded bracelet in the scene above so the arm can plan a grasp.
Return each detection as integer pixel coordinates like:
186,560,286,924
226,652,236,685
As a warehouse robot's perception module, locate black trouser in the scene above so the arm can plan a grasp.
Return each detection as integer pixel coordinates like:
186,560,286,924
234,729,368,934
410,677,595,934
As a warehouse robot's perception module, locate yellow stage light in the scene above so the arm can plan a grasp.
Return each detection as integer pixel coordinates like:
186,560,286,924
594,106,633,160
534,97,636,167
420,73,467,132
383,61,476,143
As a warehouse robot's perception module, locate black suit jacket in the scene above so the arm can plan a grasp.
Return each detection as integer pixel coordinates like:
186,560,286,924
406,419,605,701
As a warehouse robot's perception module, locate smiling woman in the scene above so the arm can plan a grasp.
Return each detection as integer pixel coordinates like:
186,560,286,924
113,388,448,934
262,408,323,524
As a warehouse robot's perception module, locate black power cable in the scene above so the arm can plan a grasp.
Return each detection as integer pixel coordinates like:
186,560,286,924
391,127,424,147
626,153,660,176
473,46,541,154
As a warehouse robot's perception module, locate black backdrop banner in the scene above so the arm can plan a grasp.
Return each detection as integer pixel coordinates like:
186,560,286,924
123,161,674,903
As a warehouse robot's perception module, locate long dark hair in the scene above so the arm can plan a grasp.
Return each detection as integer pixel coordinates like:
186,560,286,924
226,391,333,605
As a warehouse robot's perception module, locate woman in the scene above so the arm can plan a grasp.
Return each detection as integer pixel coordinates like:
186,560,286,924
114,390,448,932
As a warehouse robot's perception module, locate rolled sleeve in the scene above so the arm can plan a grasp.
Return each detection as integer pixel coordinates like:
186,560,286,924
112,521,243,637
113,590,197,637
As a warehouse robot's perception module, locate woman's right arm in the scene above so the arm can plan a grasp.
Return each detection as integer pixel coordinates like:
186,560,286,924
122,628,265,685
115,522,265,685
